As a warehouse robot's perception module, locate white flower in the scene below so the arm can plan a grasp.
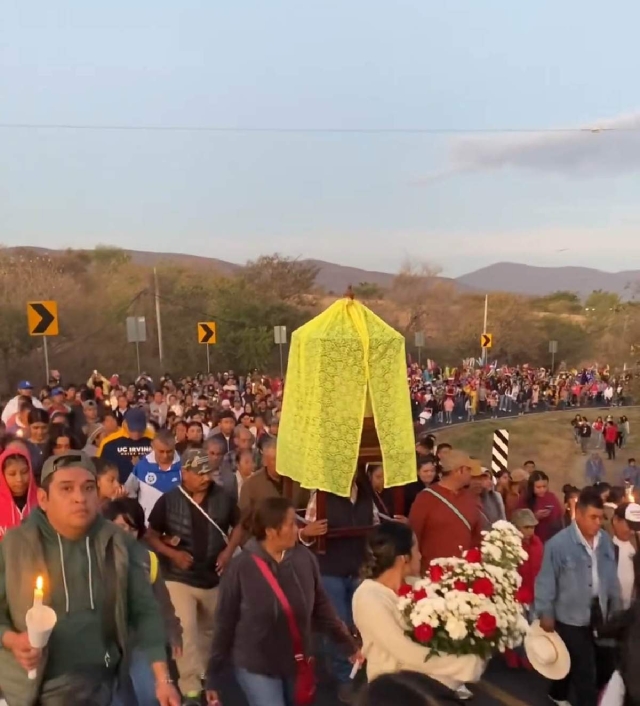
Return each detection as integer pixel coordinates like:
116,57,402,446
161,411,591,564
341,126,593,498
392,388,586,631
445,617,468,640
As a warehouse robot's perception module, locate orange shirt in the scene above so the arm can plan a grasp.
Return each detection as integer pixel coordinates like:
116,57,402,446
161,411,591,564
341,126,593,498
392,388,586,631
409,482,482,571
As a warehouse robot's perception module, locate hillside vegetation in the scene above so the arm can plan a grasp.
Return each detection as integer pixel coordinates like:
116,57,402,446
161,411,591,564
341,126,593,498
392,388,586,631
0,247,639,390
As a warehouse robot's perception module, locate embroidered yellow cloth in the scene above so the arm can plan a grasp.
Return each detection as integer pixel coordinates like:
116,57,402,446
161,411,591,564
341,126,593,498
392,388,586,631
278,297,415,497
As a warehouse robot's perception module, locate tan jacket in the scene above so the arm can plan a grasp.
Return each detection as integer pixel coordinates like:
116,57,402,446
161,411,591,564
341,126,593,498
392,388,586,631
239,469,309,529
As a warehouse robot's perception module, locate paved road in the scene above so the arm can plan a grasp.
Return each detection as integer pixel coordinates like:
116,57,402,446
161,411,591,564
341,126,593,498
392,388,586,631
218,656,551,705
0,658,549,706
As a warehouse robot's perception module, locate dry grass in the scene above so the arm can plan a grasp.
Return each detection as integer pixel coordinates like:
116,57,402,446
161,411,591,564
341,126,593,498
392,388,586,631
434,408,640,493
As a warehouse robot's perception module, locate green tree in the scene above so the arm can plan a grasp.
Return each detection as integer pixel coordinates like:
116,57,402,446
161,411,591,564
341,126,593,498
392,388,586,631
352,281,384,299
92,245,132,269
533,291,582,314
534,317,592,366
584,290,622,315
242,254,319,303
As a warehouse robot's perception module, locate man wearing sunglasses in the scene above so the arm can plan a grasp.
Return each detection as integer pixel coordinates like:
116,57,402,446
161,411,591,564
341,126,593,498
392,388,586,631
0,452,180,706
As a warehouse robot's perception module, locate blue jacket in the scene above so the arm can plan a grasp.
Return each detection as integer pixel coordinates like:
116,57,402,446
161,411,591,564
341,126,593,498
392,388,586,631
623,465,640,490
585,457,605,484
535,523,621,627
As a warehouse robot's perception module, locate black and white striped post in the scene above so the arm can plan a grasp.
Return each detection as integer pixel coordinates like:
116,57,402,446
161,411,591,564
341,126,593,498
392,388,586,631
491,429,510,475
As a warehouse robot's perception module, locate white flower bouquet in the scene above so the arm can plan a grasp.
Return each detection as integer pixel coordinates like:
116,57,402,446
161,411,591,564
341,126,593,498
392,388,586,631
398,520,529,659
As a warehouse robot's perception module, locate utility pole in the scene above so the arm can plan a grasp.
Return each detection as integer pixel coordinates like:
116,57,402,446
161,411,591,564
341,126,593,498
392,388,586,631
154,268,164,369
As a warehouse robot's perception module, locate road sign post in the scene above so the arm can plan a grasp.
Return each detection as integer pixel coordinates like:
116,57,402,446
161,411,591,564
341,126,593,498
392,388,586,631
549,340,558,373
126,316,147,376
43,337,50,384
274,326,287,379
27,301,59,382
414,332,425,366
197,323,217,374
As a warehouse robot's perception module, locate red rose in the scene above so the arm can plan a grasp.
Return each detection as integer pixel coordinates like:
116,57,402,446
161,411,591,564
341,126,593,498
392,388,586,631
453,580,468,592
472,577,495,598
465,548,482,563
516,586,533,604
413,588,427,601
429,566,445,583
414,623,434,643
476,612,498,638
398,584,413,597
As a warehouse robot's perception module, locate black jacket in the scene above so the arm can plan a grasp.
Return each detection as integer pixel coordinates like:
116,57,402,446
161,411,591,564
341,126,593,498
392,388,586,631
316,483,374,578
206,539,355,690
602,600,640,704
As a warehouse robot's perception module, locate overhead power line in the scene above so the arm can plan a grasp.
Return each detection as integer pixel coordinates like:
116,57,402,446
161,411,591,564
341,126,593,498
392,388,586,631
0,123,632,135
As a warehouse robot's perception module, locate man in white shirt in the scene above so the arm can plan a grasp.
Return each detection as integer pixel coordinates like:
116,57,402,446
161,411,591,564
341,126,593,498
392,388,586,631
1,381,43,424
611,503,640,609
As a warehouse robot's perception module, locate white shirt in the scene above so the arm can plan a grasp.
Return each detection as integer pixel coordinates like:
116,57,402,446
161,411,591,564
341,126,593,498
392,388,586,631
613,537,636,609
1,395,44,423
352,579,484,689
576,525,600,598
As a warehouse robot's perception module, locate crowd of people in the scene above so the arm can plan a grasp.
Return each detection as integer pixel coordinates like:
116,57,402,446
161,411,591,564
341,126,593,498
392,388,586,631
408,362,631,428
0,367,638,706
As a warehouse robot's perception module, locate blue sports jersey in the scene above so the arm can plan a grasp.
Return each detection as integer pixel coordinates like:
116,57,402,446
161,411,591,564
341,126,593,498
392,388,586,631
124,451,182,521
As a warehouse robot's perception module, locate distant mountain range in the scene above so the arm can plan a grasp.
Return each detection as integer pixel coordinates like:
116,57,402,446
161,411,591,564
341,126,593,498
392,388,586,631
5,247,640,299
455,262,640,298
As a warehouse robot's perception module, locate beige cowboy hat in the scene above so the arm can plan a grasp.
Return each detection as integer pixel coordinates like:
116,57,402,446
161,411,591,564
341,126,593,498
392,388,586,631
524,621,570,681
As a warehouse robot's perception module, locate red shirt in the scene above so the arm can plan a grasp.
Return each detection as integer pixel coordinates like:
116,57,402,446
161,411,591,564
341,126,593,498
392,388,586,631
518,535,543,604
605,424,619,443
409,483,482,571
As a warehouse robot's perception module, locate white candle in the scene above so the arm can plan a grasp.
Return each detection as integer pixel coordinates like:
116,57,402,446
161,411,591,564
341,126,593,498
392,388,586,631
33,576,43,607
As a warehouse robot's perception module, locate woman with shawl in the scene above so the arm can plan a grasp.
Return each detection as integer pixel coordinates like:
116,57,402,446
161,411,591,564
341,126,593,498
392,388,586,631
0,447,38,539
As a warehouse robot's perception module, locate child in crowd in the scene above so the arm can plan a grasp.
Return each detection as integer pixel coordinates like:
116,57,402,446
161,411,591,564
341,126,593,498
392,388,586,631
505,508,543,670
0,447,38,540
95,457,126,508
512,508,543,610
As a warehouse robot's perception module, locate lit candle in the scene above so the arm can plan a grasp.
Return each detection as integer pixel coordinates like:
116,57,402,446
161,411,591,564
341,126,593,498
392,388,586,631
626,487,635,503
33,576,43,607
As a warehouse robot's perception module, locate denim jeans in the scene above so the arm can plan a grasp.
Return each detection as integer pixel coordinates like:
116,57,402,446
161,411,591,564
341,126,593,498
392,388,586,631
549,623,600,706
320,575,358,684
235,667,295,706
39,669,116,706
112,648,158,706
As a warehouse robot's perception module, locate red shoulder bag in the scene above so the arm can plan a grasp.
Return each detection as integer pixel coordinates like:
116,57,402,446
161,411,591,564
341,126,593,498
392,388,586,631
252,556,317,706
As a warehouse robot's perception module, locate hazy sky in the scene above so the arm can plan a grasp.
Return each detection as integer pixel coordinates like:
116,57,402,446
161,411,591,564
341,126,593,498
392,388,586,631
3,0,640,277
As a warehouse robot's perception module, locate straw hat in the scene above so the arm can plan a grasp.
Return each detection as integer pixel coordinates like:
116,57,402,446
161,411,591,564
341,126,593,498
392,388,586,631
524,621,570,680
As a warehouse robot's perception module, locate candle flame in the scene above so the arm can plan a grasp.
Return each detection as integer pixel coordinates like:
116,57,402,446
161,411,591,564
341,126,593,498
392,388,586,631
626,487,635,503
36,576,43,591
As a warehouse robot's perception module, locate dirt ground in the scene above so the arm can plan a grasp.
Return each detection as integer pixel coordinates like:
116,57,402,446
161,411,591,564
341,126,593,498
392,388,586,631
434,407,640,494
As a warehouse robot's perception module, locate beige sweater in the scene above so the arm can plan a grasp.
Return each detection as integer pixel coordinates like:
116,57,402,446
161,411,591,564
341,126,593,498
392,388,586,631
352,579,485,689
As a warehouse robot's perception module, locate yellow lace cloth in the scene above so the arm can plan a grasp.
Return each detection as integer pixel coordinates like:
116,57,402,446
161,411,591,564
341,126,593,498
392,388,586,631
278,297,416,497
